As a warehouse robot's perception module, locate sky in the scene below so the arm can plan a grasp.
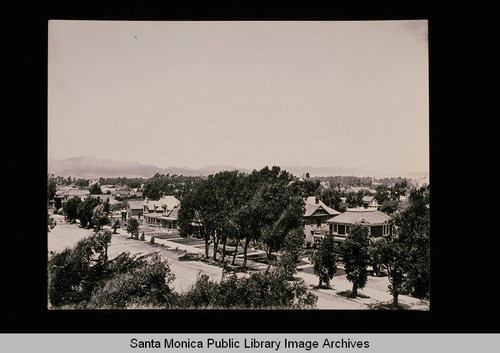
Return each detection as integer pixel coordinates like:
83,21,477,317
48,20,429,175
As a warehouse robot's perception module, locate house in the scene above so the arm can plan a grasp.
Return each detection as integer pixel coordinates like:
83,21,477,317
142,195,181,228
326,207,393,243
55,188,90,202
303,196,341,247
361,195,380,209
125,200,145,219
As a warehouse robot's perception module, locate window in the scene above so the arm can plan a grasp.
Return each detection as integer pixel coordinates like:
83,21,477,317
338,225,345,235
333,224,338,233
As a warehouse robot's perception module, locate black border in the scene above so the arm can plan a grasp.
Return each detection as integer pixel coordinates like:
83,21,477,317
3,3,488,334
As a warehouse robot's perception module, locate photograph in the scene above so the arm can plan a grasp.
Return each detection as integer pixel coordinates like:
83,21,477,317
47,20,430,311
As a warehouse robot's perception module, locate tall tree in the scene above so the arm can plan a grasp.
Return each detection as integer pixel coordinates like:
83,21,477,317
77,196,101,229
126,218,139,239
62,197,81,223
310,235,339,288
92,204,110,232
341,225,370,298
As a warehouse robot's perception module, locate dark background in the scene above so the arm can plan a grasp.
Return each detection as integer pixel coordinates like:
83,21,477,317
2,3,490,334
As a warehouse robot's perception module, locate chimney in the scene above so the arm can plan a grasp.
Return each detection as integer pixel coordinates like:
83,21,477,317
315,196,319,204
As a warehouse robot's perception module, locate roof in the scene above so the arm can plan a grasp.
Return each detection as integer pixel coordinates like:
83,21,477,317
143,195,180,210
167,207,179,220
326,208,391,225
127,200,144,210
362,196,374,202
304,198,340,217
64,189,90,196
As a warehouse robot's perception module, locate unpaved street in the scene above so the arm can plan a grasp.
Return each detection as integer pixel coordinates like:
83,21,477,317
47,215,429,310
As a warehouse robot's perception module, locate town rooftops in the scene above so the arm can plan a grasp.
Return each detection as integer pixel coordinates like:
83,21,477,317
326,208,391,225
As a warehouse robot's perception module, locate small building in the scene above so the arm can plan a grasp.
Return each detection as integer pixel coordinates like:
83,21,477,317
126,200,144,219
303,196,341,247
326,207,393,243
55,188,90,202
361,195,380,209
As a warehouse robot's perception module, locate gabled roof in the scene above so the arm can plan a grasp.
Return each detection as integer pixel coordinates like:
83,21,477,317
326,208,391,225
167,207,179,220
304,197,340,217
143,195,180,210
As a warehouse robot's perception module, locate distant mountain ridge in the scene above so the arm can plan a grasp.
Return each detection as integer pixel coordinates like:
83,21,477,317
48,156,428,179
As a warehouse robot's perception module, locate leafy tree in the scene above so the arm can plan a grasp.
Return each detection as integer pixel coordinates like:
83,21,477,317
395,185,430,299
77,196,101,228
345,191,363,208
47,175,57,202
62,197,81,223
48,231,112,307
177,268,317,309
310,235,339,288
379,199,399,215
321,187,344,212
279,228,306,279
88,183,102,195
92,204,110,231
126,218,139,239
87,253,176,309
375,235,406,308
341,225,370,298
391,179,408,201
374,184,390,205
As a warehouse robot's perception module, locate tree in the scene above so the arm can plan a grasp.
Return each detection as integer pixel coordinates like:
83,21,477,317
374,184,390,205
87,253,176,309
77,196,101,228
391,179,408,201
47,175,57,202
111,219,120,234
177,268,317,309
62,197,81,223
48,231,112,307
395,185,430,300
375,235,406,308
310,235,339,288
126,218,139,239
341,225,370,298
92,204,110,232
279,228,306,279
89,183,103,195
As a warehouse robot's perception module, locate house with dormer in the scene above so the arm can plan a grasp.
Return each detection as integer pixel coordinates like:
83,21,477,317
303,196,341,246
142,195,180,229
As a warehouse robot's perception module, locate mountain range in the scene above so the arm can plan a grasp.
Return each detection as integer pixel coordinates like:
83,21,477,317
47,156,428,179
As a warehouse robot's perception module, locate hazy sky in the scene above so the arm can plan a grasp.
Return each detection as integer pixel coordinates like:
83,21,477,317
48,20,428,174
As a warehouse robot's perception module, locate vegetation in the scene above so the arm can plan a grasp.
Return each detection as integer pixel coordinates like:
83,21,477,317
341,226,370,298
48,232,317,309
126,218,139,239
310,235,339,288
375,185,430,308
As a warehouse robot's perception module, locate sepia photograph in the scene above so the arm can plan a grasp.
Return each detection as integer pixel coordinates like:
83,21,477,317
47,20,430,311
